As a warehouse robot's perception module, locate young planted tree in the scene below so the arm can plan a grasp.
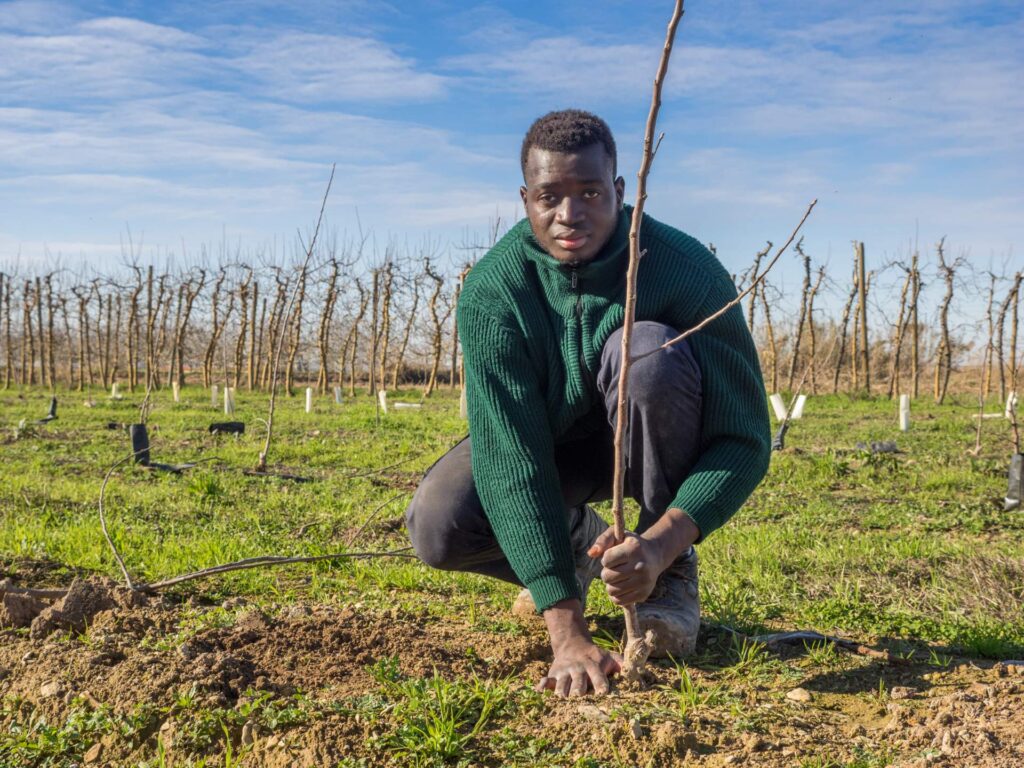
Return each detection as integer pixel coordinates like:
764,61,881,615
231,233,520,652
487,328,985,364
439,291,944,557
233,268,252,389
932,237,960,405
853,241,870,393
421,258,450,397
377,259,395,393
339,280,366,396
786,238,812,392
744,242,771,334
316,259,340,394
886,262,914,400
1,272,11,388
391,268,422,391
202,269,228,388
283,267,306,395
832,265,859,394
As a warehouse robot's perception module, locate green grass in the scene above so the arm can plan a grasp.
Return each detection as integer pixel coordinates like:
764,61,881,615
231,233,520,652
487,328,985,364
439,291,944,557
2,385,1023,765
2,386,1022,652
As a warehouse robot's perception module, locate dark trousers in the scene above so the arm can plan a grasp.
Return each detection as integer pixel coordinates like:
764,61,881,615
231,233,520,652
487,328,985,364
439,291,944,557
405,322,703,586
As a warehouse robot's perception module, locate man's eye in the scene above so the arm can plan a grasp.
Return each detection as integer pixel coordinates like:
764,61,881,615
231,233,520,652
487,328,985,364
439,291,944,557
583,190,600,199
538,194,557,204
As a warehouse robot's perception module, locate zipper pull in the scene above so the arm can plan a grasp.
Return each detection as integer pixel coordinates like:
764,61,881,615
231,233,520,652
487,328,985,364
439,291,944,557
571,269,578,290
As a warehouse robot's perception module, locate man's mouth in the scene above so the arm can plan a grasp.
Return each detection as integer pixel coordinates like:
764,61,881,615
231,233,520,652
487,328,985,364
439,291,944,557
555,234,588,251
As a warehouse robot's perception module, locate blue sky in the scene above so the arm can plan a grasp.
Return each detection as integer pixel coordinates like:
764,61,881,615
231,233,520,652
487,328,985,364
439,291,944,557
1,0,1021,294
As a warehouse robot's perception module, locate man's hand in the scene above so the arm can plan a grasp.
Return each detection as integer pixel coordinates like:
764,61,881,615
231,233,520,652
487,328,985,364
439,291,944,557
587,507,700,606
588,530,663,606
537,598,621,697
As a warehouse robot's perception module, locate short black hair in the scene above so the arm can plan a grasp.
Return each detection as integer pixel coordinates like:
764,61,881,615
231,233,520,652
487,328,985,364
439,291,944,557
520,109,617,178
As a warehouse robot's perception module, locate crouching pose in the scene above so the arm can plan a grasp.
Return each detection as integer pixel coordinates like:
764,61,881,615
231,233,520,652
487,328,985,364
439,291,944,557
407,109,770,697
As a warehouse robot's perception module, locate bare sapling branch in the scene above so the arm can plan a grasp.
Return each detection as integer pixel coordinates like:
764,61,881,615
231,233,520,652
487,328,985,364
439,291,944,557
614,0,685,684
631,199,817,367
256,165,335,472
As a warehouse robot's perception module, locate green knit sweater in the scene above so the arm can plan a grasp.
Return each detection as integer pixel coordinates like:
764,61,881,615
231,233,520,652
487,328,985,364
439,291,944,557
458,206,770,612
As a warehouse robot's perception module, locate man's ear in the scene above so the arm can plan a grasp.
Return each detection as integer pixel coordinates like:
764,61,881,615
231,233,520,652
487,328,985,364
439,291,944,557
614,176,625,208
520,185,528,211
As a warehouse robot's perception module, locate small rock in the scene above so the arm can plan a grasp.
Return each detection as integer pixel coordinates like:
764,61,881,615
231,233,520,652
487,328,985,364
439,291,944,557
40,680,62,698
890,686,915,700
221,596,249,610
280,604,311,621
83,742,102,763
724,756,743,765
21,651,37,663
629,718,643,740
241,721,255,746
578,703,610,722
786,687,813,703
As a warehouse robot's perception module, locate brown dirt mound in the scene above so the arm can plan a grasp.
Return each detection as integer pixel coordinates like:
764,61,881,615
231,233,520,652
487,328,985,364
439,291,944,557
1,593,1023,767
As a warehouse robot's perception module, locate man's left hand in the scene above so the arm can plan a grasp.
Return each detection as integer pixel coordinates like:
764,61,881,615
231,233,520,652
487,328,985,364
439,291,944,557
587,529,663,606
587,508,700,606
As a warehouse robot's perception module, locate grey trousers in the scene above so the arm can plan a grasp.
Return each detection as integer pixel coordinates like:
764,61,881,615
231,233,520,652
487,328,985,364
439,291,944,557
405,321,703,586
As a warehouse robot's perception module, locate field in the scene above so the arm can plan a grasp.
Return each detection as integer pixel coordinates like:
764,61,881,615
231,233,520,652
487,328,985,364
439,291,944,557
1,385,1023,768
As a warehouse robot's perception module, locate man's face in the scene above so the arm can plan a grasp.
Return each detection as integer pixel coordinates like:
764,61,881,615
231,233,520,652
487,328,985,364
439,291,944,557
520,144,625,265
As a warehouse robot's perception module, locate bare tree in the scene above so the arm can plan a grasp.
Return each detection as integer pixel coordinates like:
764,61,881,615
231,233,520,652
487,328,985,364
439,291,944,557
786,238,812,391
422,258,450,397
932,237,961,405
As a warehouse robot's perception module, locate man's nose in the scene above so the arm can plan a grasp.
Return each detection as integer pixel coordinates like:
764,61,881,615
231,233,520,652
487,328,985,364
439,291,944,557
556,196,585,224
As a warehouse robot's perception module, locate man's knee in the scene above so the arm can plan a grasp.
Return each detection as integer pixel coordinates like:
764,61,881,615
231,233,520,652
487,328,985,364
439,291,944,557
405,438,489,572
602,322,702,405
405,481,465,571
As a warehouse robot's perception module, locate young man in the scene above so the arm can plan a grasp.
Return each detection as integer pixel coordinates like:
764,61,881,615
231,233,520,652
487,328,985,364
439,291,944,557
406,109,770,697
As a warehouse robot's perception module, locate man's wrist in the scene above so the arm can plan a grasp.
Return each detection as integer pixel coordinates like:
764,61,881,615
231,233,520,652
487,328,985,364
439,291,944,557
645,507,700,571
542,598,592,653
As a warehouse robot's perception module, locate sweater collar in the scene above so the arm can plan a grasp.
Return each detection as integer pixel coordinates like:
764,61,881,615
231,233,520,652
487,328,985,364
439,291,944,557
518,205,634,283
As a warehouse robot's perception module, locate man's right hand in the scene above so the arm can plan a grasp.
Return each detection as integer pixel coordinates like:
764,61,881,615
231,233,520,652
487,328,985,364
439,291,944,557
535,598,621,697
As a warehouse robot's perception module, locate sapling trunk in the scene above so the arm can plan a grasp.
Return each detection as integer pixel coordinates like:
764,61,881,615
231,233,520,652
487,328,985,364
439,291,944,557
614,0,685,684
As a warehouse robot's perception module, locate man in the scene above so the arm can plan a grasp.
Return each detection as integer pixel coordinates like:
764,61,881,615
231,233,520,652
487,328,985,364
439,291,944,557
406,109,770,697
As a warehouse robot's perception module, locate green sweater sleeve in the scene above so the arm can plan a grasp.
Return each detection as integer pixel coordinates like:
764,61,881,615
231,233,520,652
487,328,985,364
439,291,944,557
458,303,579,612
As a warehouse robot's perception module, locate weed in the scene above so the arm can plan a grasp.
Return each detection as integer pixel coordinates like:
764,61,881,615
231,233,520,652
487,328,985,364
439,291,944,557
374,670,512,766
803,638,841,666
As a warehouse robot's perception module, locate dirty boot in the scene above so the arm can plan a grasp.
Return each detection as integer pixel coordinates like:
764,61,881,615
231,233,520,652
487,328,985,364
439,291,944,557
512,505,608,618
637,546,700,658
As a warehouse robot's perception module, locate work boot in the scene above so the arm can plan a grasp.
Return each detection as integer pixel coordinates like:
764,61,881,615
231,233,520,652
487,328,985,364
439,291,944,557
637,545,700,658
512,505,608,618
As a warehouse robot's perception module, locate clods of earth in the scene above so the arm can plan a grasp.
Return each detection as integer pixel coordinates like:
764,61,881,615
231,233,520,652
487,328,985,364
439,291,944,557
2,577,1023,767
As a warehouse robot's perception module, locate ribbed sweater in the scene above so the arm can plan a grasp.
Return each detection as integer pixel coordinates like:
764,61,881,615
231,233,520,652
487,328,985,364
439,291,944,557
458,206,770,612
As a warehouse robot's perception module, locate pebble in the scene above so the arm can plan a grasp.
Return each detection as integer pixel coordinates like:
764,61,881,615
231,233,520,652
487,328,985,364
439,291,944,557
786,687,813,703
890,686,915,700
578,703,610,723
629,718,643,740
40,680,61,698
241,722,255,746
21,651,36,663
83,742,102,763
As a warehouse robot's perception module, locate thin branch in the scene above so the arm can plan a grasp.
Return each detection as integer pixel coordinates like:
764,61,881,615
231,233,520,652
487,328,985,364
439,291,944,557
632,199,818,366
346,493,406,546
257,165,335,472
140,548,417,592
99,452,141,589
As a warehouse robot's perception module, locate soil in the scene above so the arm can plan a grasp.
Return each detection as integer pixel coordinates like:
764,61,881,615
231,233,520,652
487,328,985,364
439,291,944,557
1,576,1023,767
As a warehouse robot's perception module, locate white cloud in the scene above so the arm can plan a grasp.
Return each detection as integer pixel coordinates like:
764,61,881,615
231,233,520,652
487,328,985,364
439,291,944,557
233,31,447,103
